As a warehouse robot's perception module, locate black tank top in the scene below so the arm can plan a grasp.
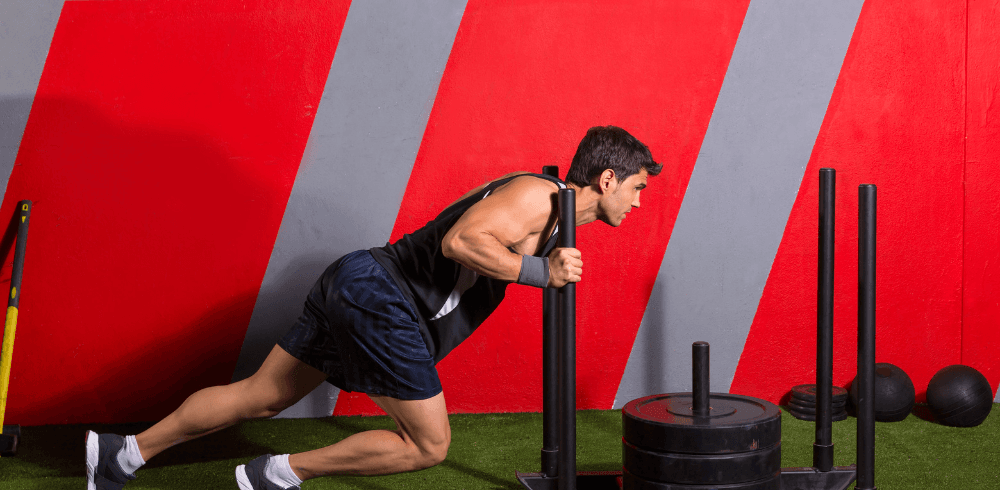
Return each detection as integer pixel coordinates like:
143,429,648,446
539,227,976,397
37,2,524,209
369,173,566,363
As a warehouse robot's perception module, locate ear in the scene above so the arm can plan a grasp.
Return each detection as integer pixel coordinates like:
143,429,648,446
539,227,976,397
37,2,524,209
597,169,617,194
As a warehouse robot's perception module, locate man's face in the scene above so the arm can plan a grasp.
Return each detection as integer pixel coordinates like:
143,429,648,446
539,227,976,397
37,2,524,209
599,169,648,227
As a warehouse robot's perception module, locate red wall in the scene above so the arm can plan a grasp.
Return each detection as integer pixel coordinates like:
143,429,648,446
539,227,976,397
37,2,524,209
1,0,997,425
733,0,991,403
333,0,751,416
1,0,351,425
963,0,1000,391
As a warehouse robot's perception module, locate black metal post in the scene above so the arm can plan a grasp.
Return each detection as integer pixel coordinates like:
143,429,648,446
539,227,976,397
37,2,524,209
541,284,559,477
814,169,835,471
692,342,710,416
557,188,576,490
540,166,559,477
857,185,877,490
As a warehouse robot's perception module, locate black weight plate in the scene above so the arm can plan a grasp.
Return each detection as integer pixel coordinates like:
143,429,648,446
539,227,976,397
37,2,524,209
787,402,846,415
789,396,847,407
791,394,848,407
788,399,846,412
622,467,780,490
787,408,847,422
623,438,780,485
623,393,781,454
791,385,848,403
786,407,848,420
788,400,847,413
788,404,846,416
791,395,848,406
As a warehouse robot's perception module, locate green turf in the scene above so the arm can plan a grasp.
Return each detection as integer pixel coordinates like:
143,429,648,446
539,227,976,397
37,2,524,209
1,404,996,489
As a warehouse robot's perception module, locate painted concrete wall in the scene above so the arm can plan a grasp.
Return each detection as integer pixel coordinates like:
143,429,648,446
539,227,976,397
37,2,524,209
232,0,467,419
965,0,1000,404
0,0,997,425
731,0,970,404
0,1,63,200
614,0,863,407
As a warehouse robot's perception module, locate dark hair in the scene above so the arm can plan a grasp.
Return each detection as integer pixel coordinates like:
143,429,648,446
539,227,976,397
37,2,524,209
564,126,662,187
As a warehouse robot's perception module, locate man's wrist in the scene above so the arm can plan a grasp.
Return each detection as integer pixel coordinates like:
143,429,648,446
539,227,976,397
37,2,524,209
516,255,550,288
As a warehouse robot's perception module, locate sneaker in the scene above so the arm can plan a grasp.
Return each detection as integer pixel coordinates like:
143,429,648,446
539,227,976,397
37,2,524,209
85,431,137,490
236,455,300,490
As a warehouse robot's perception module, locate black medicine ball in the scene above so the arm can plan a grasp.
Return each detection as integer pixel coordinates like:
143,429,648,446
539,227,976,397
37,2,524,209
926,365,993,428
849,363,915,422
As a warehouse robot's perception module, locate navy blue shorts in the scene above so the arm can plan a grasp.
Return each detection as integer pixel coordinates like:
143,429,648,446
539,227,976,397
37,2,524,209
277,250,442,400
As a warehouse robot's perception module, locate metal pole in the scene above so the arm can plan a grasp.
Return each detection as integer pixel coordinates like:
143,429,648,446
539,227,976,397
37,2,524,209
557,188,576,490
857,185,877,490
814,169,835,471
692,342,710,416
541,165,559,477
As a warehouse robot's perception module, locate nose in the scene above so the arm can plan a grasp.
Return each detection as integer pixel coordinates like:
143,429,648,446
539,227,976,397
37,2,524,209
633,192,641,208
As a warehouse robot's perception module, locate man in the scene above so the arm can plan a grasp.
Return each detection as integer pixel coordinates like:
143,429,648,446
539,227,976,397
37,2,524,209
85,125,661,490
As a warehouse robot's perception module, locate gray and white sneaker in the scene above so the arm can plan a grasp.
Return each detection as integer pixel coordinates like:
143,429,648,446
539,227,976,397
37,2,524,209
85,431,137,490
236,455,300,490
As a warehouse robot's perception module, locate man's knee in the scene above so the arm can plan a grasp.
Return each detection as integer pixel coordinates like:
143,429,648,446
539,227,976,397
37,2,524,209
372,392,451,471
413,436,450,469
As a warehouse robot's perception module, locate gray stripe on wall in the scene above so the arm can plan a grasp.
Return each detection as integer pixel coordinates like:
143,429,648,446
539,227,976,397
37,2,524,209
613,0,864,408
231,0,467,418
0,1,64,199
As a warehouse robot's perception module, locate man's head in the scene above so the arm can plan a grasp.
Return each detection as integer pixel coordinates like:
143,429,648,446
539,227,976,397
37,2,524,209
565,126,661,227
564,125,661,188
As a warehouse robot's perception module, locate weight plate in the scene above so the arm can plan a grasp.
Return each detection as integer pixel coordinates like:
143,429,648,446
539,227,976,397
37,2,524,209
788,398,846,413
623,438,780,485
622,393,781,454
791,384,848,403
786,407,848,419
787,408,848,422
788,403,846,415
791,394,848,407
622,468,780,490
791,395,847,406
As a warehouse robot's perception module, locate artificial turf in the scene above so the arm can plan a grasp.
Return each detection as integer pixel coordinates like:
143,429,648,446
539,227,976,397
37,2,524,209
1,404,996,489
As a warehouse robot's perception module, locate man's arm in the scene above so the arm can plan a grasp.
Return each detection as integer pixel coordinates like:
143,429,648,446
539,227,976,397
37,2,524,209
441,176,582,288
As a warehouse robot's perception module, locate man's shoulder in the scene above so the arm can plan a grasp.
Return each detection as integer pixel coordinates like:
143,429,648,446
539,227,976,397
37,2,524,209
486,174,560,205
493,172,563,192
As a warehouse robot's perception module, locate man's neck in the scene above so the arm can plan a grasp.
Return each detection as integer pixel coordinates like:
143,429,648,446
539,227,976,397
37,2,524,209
566,183,601,227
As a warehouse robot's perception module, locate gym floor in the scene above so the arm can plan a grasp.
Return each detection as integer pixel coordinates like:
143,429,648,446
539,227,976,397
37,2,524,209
1,404,996,489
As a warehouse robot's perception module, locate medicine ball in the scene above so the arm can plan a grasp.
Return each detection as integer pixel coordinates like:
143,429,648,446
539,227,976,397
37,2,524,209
849,363,915,422
926,365,993,428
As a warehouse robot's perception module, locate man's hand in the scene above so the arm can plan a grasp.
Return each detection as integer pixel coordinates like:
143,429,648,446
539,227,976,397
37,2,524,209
548,247,582,288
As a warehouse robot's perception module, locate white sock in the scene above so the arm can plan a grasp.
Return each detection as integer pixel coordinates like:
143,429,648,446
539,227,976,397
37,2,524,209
116,435,146,475
265,454,303,489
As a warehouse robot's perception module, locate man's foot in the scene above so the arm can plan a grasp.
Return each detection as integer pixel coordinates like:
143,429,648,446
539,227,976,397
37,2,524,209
85,431,137,490
236,455,300,490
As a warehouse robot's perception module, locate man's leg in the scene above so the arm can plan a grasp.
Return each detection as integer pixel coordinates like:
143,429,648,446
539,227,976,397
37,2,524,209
286,391,451,480
135,345,329,461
